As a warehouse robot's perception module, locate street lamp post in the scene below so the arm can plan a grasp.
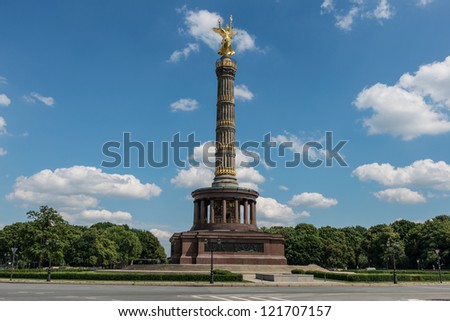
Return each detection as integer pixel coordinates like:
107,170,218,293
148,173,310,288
205,238,221,284
387,241,399,284
46,240,59,282
435,249,442,284
10,247,18,281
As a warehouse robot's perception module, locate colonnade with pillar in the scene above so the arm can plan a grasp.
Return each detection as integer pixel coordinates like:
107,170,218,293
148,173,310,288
190,187,259,231
193,198,256,226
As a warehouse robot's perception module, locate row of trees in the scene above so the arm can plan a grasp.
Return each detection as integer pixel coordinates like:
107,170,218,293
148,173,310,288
0,206,167,268
263,215,450,269
1,206,448,270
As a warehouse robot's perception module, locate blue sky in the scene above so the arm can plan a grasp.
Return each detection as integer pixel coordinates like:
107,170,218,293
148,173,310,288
1,0,449,253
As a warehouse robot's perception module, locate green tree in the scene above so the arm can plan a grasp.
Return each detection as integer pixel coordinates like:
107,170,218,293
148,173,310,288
26,206,67,267
318,226,351,269
131,229,167,263
0,222,36,267
61,225,86,266
406,215,450,268
363,224,403,268
391,219,417,240
102,225,142,267
267,224,321,265
342,226,367,269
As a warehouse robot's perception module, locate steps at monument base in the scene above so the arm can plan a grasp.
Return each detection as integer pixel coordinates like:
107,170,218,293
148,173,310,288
255,273,314,282
124,264,326,274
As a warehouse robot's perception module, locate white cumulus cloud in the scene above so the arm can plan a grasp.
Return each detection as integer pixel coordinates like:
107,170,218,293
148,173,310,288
6,166,162,223
0,116,6,135
175,8,259,59
0,94,11,106
0,147,6,156
352,159,450,191
150,228,172,239
323,0,397,31
335,6,360,31
237,167,265,191
171,166,213,189
168,43,199,63
272,132,325,162
234,84,254,101
321,0,335,13
170,98,199,112
374,188,426,204
398,56,450,108
417,0,433,6
27,92,55,106
373,0,394,20
233,30,257,53
173,141,265,190
182,8,222,50
354,56,450,140
81,209,132,223
257,197,310,226
288,192,338,208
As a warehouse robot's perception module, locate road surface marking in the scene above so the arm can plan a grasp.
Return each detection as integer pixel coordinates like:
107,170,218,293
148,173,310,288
268,297,289,301
208,295,233,301
228,296,250,301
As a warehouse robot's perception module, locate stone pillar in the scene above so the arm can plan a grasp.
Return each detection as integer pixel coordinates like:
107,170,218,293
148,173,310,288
234,199,239,224
251,201,256,225
244,200,248,224
200,200,206,223
193,201,197,225
222,199,227,223
210,200,215,223
212,57,238,187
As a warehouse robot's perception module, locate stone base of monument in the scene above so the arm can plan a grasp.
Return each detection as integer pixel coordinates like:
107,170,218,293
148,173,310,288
255,273,314,282
170,230,287,265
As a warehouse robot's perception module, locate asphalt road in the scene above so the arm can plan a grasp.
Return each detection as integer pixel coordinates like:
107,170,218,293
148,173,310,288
1,282,450,301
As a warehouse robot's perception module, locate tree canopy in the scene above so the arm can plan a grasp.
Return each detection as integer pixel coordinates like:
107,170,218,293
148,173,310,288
0,206,167,268
1,206,448,270
264,215,449,269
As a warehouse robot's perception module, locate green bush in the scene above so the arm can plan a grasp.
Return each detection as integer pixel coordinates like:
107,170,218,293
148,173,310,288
304,270,450,282
291,269,306,274
349,269,450,274
0,270,243,282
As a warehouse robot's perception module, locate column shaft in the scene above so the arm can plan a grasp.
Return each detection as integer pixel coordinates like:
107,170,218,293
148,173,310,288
244,200,248,224
222,199,227,223
210,200,215,223
251,201,256,225
200,200,206,223
193,201,199,225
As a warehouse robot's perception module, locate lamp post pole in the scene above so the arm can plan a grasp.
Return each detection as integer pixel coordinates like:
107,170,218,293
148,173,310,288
46,240,59,282
393,251,398,284
205,239,221,284
9,247,18,281
387,241,398,284
210,244,214,284
46,240,51,282
435,249,442,284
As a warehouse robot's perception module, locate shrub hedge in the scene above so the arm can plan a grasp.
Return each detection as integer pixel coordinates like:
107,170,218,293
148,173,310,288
349,269,450,274
0,270,243,282
298,270,450,282
291,269,305,274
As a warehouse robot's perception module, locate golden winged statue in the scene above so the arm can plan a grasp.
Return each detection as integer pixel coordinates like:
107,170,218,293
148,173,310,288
212,15,237,56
